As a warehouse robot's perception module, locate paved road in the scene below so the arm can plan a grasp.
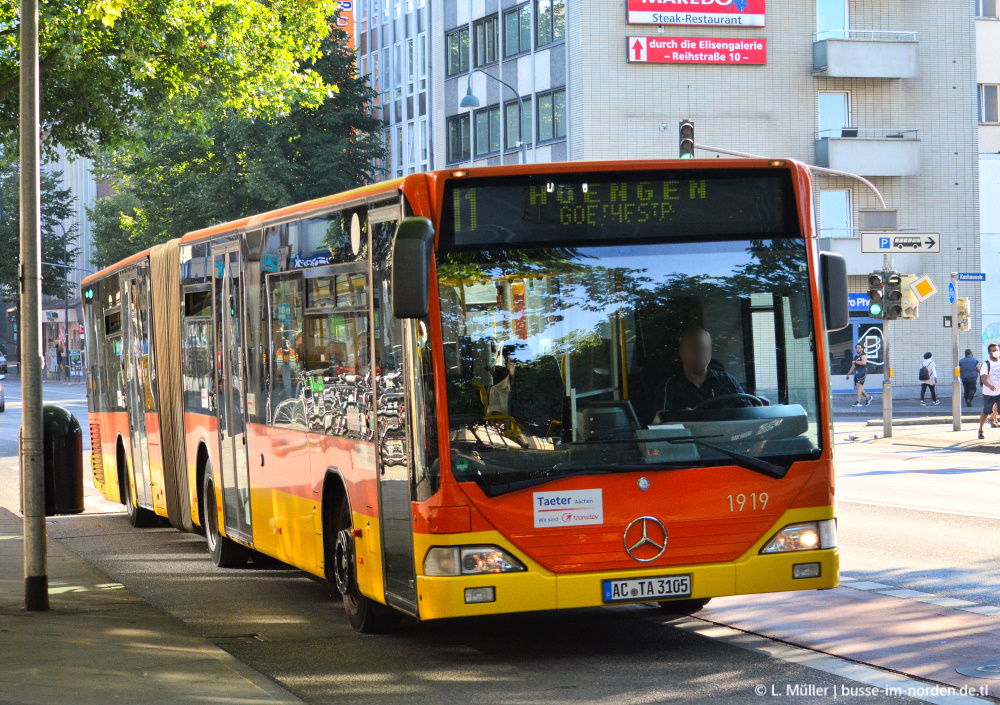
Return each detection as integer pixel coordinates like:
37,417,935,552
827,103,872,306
834,420,1000,608
0,379,89,457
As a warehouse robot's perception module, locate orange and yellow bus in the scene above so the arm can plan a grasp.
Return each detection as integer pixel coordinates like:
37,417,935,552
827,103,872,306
82,159,849,632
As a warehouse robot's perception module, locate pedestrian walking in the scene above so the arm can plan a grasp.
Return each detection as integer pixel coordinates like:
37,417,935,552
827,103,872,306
918,352,939,405
845,343,872,407
959,348,980,408
979,343,1000,439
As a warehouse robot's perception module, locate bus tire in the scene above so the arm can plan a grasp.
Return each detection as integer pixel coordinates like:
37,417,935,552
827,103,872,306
202,462,249,568
334,501,400,633
657,597,711,616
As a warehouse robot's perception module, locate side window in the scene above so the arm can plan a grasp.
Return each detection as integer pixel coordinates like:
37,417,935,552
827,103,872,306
268,274,307,430
301,268,371,436
182,289,214,414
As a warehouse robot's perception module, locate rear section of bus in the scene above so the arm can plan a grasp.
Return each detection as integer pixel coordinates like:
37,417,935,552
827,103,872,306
403,160,844,619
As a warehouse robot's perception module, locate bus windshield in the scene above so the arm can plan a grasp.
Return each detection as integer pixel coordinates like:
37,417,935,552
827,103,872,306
435,172,821,496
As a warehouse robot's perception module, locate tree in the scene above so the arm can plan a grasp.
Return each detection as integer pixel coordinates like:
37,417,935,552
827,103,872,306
89,33,385,268
0,164,79,300
0,0,335,159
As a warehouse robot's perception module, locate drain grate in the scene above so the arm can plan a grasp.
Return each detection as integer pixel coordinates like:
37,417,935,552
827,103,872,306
956,661,1000,680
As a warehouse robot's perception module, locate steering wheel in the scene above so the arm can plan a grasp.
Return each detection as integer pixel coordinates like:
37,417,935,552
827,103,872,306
691,393,765,410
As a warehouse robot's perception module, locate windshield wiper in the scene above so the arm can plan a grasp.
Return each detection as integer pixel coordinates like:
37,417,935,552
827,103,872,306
659,437,787,479
482,462,690,496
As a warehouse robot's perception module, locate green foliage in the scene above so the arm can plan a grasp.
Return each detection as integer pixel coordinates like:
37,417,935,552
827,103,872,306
0,0,334,159
0,164,80,299
89,34,386,270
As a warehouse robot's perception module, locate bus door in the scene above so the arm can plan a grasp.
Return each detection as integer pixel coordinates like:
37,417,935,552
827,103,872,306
371,209,418,614
212,243,253,544
120,268,153,509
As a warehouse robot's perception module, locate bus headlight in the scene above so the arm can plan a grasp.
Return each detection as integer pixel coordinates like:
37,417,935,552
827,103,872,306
424,546,526,576
760,520,836,554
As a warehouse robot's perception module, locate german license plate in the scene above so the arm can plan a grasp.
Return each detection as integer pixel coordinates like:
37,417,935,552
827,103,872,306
602,574,692,603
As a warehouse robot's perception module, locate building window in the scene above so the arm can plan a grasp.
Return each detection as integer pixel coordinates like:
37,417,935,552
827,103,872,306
505,4,532,58
816,0,848,34
447,114,471,163
505,98,532,151
818,91,850,138
537,88,566,142
819,190,853,238
980,84,999,123
474,105,502,157
978,0,997,17
536,0,565,47
446,27,470,76
474,14,499,67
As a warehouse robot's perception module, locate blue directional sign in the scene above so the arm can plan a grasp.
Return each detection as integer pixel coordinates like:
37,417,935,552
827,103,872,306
848,294,871,312
959,272,986,282
949,282,956,304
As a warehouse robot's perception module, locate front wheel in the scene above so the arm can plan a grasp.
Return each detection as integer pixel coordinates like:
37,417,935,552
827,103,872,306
332,500,401,633
202,464,249,568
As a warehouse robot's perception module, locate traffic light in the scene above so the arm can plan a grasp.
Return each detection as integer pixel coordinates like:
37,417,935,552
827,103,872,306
83,286,95,304
899,274,919,319
884,272,903,320
957,297,971,332
679,120,695,159
867,272,884,318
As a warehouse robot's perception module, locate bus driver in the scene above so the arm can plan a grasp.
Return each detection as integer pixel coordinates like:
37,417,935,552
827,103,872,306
662,327,746,412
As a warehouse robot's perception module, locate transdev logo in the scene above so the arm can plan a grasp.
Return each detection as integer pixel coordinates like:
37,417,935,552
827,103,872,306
533,489,604,528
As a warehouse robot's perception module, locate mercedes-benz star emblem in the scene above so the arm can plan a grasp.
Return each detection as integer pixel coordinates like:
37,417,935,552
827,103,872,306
623,516,668,562
637,477,650,491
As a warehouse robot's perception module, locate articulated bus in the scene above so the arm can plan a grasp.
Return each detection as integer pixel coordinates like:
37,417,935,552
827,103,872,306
82,159,850,632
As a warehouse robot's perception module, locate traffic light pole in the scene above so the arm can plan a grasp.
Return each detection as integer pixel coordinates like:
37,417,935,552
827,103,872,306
952,272,960,432
882,254,892,439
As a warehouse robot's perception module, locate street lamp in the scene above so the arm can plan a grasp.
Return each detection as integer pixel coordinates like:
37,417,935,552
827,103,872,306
460,67,530,165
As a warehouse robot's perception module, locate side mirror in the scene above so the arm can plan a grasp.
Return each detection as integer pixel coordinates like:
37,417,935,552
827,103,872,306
391,217,436,319
820,251,849,332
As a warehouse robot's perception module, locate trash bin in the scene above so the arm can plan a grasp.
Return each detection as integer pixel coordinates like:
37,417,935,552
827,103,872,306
43,404,84,515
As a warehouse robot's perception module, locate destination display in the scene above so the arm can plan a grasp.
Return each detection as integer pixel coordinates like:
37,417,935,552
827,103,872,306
441,171,793,249
627,0,766,27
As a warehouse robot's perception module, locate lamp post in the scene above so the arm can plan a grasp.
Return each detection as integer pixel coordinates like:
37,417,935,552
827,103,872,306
53,221,68,380
460,67,530,165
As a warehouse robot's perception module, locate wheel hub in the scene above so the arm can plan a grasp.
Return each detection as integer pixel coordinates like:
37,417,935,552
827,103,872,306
334,529,356,597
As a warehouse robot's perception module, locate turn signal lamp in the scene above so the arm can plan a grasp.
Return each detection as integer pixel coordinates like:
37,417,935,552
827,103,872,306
424,546,526,576
760,520,836,554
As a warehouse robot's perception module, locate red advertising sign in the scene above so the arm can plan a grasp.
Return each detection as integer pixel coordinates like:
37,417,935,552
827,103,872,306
334,1,356,50
627,0,766,27
627,36,767,65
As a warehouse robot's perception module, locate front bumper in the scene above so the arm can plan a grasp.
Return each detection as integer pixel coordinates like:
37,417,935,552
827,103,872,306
413,508,838,621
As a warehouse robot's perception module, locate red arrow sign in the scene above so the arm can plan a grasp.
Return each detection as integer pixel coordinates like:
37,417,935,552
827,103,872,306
631,37,646,61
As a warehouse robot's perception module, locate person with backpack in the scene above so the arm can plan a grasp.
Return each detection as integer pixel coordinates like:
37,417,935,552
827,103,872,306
959,348,980,407
918,352,939,405
845,343,872,407
979,343,1000,439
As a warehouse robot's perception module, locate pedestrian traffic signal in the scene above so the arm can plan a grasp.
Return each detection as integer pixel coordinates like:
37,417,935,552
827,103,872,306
83,287,94,303
867,272,884,318
884,272,903,320
957,297,971,331
679,120,695,159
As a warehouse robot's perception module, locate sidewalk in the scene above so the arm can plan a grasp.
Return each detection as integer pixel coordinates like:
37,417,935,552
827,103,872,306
0,508,303,705
835,417,1000,454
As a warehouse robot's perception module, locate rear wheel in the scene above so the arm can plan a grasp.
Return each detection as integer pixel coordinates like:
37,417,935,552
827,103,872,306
332,500,400,633
657,597,711,616
202,462,249,568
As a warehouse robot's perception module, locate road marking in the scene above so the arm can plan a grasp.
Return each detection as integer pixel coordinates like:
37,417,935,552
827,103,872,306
839,499,1000,520
839,574,999,619
845,581,894,590
668,617,993,705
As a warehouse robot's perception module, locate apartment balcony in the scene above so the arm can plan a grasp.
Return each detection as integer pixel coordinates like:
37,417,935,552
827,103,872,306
813,30,918,79
814,129,920,177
